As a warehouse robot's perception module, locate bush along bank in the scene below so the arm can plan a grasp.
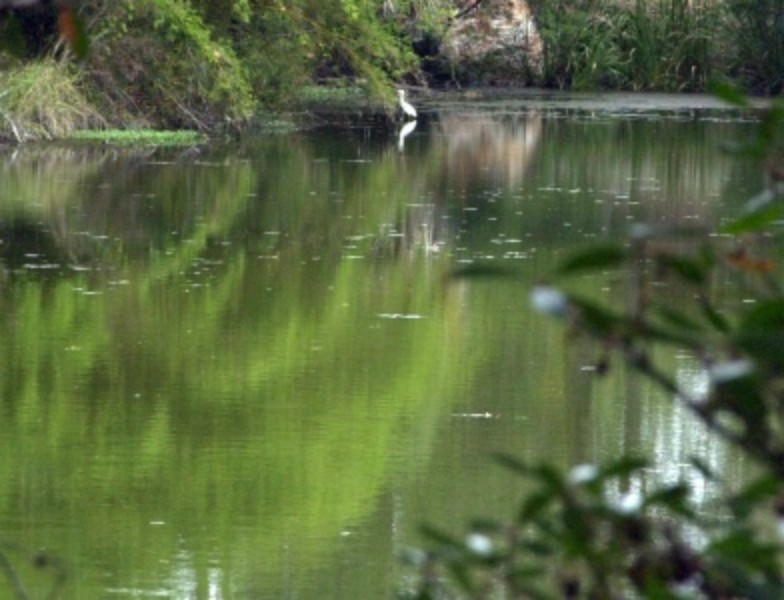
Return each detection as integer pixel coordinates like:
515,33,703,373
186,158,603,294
2,1,784,142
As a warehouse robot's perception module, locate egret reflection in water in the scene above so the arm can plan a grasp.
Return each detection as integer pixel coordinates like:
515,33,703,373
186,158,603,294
398,119,417,152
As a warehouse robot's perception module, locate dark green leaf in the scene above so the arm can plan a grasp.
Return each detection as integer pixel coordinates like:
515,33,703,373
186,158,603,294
689,457,718,481
568,295,622,336
518,492,554,524
654,307,704,333
493,453,534,476
739,300,784,331
708,531,781,572
727,476,781,518
557,244,627,276
598,457,649,479
419,525,463,549
656,253,707,284
468,518,503,533
699,296,731,333
722,201,784,235
644,484,692,514
449,264,517,279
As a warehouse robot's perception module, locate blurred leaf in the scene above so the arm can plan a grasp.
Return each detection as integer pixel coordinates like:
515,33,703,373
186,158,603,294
598,457,649,479
727,476,781,518
518,491,554,523
638,320,703,350
721,202,784,235
699,297,731,333
420,525,463,550
655,253,707,284
708,531,781,574
493,453,533,476
449,263,518,279
689,457,718,481
557,244,627,276
710,81,750,107
468,518,503,533
568,295,622,336
644,484,693,515
735,300,784,368
739,300,784,331
654,307,704,333
518,541,554,557
447,562,475,593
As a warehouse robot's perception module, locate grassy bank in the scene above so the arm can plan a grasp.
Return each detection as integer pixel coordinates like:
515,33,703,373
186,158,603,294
0,0,782,143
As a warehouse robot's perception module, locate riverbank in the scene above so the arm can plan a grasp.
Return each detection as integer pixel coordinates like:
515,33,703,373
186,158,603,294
0,1,781,144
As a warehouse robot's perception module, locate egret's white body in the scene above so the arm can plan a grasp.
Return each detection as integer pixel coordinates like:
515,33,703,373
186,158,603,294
397,89,417,119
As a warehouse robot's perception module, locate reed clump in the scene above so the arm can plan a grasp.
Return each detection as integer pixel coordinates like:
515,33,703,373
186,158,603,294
529,0,729,92
528,0,784,95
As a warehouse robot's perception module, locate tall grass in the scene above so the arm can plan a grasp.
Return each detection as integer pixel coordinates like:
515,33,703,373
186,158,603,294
0,60,103,142
529,0,730,92
726,0,784,94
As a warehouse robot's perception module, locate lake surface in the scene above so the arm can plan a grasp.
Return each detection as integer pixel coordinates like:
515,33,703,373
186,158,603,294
0,93,762,598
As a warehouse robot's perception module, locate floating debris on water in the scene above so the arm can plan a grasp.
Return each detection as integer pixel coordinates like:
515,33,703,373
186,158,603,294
451,412,498,419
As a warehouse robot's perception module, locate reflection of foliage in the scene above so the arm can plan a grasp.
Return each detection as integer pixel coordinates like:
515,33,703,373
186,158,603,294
406,97,784,598
0,136,481,596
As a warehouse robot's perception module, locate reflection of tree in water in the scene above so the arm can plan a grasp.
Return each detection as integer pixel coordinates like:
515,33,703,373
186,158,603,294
437,112,543,189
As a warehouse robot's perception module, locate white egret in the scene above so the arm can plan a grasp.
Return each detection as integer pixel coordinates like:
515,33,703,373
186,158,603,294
397,89,417,119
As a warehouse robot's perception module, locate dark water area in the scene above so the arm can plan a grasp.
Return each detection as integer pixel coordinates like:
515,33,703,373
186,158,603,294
0,94,763,598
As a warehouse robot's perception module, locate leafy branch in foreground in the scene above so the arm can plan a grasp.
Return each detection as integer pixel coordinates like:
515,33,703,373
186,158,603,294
402,100,784,598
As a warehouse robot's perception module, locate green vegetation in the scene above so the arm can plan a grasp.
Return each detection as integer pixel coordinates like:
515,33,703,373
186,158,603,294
0,59,102,142
405,93,784,599
69,128,207,146
1,1,784,140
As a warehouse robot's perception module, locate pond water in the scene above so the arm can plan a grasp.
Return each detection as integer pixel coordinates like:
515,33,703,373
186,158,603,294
0,93,763,598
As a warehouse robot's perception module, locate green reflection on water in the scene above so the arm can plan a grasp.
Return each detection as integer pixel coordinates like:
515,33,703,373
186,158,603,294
0,104,760,598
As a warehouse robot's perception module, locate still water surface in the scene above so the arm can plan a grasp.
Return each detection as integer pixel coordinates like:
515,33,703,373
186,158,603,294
0,93,761,598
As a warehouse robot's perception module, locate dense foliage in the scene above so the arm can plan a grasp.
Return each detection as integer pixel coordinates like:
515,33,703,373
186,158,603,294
2,1,784,137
